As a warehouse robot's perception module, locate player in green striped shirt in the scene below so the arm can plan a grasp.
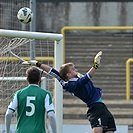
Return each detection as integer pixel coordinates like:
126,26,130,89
5,66,57,133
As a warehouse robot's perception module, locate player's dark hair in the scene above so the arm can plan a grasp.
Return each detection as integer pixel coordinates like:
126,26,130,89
26,66,41,84
59,62,74,81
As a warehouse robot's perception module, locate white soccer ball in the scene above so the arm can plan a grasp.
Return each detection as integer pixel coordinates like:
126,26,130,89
17,7,33,24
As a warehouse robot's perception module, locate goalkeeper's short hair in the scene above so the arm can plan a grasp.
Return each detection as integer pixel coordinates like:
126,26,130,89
59,62,74,81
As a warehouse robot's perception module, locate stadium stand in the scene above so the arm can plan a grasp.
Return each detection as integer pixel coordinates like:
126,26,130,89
63,33,133,131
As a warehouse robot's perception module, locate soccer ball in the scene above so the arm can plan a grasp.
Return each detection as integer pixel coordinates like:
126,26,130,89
17,7,33,24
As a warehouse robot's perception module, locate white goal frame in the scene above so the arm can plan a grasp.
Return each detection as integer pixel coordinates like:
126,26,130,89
0,29,63,133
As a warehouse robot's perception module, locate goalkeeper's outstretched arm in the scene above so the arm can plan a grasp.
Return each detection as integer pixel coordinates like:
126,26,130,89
27,51,102,80
87,51,102,76
36,63,66,85
26,60,66,84
39,64,51,73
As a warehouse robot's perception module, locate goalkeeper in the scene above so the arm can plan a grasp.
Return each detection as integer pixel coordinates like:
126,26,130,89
27,51,116,133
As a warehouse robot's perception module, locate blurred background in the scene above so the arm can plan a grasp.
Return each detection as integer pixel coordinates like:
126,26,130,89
0,0,133,133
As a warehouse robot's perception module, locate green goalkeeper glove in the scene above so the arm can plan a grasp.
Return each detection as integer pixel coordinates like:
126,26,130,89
22,60,42,67
93,51,102,69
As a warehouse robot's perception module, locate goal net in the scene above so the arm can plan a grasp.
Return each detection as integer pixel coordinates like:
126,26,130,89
0,29,63,133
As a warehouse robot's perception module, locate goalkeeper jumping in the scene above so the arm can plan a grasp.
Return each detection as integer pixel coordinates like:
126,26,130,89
27,51,116,133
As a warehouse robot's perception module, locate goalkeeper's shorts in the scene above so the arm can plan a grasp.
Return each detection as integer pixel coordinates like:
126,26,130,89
87,102,116,132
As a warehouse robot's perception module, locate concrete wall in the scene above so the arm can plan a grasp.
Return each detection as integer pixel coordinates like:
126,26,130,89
0,2,132,32
36,2,133,32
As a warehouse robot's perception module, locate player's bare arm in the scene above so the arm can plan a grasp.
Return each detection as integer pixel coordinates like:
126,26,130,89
39,64,51,72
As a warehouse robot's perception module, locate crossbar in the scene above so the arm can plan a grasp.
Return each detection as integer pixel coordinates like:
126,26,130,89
0,29,63,41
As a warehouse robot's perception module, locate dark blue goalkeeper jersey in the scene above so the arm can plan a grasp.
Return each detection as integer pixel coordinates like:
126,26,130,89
49,68,102,107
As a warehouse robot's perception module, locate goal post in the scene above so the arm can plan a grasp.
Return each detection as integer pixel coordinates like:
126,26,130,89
0,29,63,133
0,29,62,40
0,77,46,88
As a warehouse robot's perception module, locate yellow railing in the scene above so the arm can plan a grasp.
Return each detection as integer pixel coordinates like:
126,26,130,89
61,26,133,100
126,58,133,100
0,56,54,61
61,26,133,63
0,57,54,65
